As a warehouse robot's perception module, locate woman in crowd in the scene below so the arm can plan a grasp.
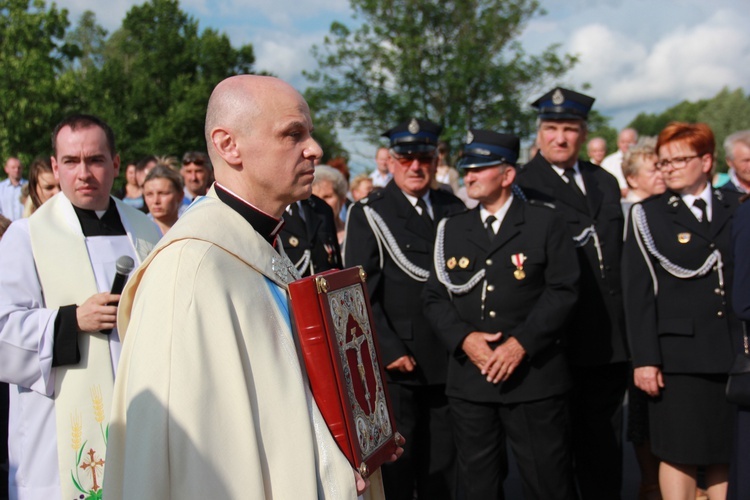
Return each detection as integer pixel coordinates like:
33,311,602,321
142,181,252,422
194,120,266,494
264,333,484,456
621,137,666,214
22,156,60,217
620,137,666,500
312,165,347,245
349,174,374,202
435,140,460,193
623,122,743,500
114,162,145,210
143,164,184,235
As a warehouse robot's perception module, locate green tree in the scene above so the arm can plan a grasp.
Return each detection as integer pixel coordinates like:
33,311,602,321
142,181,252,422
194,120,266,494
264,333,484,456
63,10,107,74
628,99,709,137
0,0,74,164
583,110,617,161
304,89,348,164
305,0,577,149
70,0,256,163
627,87,750,172
697,87,750,170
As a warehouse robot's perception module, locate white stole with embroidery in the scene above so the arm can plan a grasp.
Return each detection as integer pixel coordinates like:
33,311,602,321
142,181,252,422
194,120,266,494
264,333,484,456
28,193,157,499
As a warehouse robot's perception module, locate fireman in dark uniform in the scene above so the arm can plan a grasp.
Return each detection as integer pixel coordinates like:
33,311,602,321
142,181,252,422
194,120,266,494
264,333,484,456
424,129,579,499
515,87,630,499
280,194,341,276
344,118,465,500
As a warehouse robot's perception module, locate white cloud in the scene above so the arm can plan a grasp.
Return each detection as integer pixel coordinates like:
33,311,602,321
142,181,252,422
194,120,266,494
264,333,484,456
564,8,750,121
250,31,325,86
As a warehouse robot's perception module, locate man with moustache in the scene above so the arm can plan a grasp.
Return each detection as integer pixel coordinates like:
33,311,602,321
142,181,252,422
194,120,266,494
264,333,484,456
516,88,629,499
424,129,579,499
345,118,465,500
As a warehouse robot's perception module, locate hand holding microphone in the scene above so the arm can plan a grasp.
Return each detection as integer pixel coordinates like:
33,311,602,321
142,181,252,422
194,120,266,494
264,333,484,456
109,256,135,303
76,256,135,334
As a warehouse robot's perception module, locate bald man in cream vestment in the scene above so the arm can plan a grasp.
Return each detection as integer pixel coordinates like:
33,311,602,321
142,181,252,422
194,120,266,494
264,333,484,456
105,76,392,499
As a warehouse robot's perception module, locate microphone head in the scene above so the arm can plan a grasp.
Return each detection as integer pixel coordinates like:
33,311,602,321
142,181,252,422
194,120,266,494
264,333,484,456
115,256,135,275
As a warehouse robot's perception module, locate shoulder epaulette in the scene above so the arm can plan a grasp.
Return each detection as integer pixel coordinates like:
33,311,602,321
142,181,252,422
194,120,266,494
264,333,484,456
528,199,556,210
360,189,385,206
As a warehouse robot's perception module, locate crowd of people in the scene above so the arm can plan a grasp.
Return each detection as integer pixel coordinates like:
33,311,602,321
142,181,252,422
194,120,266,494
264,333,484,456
0,75,749,500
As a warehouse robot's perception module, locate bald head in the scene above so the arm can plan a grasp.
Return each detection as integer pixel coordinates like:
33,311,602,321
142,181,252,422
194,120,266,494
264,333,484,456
587,137,607,165
203,75,322,216
4,157,23,185
206,76,291,159
618,128,638,153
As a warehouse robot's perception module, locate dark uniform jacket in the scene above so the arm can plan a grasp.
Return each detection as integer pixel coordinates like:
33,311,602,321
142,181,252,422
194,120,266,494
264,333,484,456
423,198,579,403
280,195,342,277
623,188,743,374
516,153,629,366
344,180,466,386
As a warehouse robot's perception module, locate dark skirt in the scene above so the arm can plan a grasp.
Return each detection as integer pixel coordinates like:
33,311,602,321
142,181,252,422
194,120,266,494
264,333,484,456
649,373,734,465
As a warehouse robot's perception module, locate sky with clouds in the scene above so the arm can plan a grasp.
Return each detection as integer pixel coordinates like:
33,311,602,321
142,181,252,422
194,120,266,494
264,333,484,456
53,0,750,166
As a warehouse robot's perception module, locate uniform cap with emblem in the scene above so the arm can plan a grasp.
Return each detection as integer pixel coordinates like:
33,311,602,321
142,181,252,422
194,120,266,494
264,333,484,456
457,129,520,170
531,87,595,121
382,118,442,155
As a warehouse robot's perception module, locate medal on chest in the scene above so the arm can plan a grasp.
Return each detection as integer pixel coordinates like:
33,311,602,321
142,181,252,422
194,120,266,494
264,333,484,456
512,253,526,280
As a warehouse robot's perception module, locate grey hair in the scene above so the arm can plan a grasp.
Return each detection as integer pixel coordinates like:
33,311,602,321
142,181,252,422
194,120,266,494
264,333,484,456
622,136,657,180
314,165,348,199
724,130,750,160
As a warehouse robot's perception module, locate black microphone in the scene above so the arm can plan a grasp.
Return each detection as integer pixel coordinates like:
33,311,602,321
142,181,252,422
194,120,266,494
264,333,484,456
102,256,135,334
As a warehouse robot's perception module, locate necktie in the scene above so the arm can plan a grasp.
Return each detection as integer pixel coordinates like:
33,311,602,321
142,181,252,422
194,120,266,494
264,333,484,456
416,197,433,229
693,198,709,230
563,169,585,199
485,215,497,242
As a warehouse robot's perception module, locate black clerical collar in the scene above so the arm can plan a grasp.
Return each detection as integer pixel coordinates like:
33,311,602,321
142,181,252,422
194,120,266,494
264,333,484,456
214,183,284,246
73,198,126,237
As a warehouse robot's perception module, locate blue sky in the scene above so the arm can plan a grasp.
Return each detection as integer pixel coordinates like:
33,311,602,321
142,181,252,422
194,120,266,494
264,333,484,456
54,0,750,169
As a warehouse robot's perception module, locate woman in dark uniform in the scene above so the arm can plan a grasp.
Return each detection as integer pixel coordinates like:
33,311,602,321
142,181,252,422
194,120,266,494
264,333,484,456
623,122,742,499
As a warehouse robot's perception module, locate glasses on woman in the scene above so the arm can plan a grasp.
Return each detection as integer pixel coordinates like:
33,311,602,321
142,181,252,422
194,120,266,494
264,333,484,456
655,155,700,171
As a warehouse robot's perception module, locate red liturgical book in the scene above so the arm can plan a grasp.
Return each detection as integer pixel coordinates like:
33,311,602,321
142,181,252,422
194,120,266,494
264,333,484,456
288,266,399,478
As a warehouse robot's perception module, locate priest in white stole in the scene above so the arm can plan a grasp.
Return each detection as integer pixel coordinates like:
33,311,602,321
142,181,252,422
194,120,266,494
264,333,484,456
0,114,161,500
105,76,394,499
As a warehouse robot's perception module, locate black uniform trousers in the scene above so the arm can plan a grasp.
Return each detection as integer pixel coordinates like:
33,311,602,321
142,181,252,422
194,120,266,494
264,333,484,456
517,155,629,499
382,383,457,500
345,183,465,500
450,395,573,500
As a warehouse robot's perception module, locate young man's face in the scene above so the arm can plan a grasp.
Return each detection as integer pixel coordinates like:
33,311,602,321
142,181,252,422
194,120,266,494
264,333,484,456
51,125,119,211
